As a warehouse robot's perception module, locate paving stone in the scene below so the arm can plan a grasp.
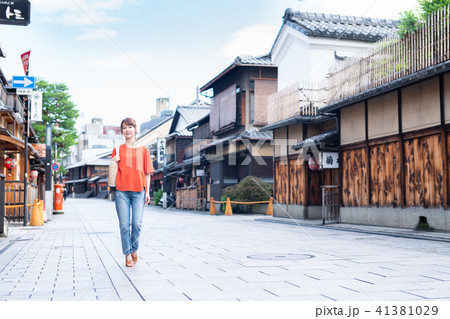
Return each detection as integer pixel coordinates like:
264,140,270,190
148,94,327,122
2,198,450,301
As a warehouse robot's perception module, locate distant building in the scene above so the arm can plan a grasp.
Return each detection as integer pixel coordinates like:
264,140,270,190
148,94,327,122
156,97,170,116
198,54,277,205
63,118,122,168
62,118,122,198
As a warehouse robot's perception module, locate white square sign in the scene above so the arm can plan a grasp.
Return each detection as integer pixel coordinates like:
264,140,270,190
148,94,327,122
322,152,339,169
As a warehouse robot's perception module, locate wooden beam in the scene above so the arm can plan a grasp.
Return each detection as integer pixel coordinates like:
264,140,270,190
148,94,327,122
439,74,448,209
398,89,406,208
338,110,343,208
303,123,309,212
365,100,371,207
287,126,291,205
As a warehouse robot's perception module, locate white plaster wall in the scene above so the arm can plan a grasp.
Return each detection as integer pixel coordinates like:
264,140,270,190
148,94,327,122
272,28,311,91
272,24,378,91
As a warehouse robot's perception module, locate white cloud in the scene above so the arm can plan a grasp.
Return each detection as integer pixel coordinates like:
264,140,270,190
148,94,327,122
76,28,118,40
219,24,278,60
32,0,131,26
86,53,151,68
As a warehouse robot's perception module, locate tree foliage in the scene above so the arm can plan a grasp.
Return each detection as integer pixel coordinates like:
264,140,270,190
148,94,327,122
32,79,79,162
398,0,450,37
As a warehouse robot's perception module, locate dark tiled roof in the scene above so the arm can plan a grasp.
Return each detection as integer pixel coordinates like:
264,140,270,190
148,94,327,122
238,128,273,140
201,128,273,151
234,54,275,66
283,9,398,42
292,128,339,150
200,54,276,91
139,113,173,133
260,114,332,132
177,104,210,126
169,103,210,135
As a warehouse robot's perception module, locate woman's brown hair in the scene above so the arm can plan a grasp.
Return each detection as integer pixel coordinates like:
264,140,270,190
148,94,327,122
120,118,137,130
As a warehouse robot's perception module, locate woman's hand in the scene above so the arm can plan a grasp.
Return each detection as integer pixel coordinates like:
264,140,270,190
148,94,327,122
145,192,150,205
111,155,120,162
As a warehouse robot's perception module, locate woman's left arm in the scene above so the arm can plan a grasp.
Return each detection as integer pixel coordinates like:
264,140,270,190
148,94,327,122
145,173,151,205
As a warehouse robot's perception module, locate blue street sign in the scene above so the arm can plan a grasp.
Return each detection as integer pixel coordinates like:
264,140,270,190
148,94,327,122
12,75,35,89
51,163,60,172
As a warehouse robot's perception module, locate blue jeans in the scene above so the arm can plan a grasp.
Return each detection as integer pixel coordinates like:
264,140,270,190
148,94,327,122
115,190,145,255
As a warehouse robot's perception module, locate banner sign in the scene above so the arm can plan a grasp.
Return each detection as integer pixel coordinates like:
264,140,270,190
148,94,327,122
31,91,42,122
0,1,31,26
157,138,165,164
21,50,30,75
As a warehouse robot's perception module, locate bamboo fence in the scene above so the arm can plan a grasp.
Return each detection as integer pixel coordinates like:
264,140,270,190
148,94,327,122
327,5,450,104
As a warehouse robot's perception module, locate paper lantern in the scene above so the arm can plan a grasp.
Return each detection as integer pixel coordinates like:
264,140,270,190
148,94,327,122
308,157,319,170
4,156,16,170
30,170,38,179
178,177,184,183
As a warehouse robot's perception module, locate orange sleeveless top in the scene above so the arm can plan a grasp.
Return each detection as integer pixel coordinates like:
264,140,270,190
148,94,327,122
112,145,155,192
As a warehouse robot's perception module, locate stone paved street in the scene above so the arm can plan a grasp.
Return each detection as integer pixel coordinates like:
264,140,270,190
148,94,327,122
1,198,450,301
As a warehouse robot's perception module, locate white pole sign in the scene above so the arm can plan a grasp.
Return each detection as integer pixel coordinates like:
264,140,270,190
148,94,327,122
31,91,42,122
157,138,165,164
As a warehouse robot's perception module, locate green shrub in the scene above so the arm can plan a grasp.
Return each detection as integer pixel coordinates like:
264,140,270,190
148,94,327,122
153,189,163,205
222,176,272,213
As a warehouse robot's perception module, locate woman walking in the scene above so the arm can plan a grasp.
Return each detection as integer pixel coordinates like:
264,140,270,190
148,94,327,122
111,118,154,267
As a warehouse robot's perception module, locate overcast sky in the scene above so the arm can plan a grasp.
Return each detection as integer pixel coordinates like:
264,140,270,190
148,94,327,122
0,0,418,130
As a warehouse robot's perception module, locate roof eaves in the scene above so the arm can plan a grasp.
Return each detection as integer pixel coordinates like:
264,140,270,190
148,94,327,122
200,63,236,92
319,59,450,114
200,56,275,92
292,128,339,150
260,114,332,131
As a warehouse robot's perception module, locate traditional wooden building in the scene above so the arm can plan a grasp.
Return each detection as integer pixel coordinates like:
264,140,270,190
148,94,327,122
317,6,450,230
65,150,110,198
262,10,399,219
137,110,174,192
199,54,277,202
176,114,211,210
0,67,42,228
161,103,210,199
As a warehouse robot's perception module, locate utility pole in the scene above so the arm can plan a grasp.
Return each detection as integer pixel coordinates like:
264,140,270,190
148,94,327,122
23,96,29,226
45,124,52,220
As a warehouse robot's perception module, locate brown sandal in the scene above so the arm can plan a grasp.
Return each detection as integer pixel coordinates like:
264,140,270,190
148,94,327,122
131,252,138,264
125,255,134,267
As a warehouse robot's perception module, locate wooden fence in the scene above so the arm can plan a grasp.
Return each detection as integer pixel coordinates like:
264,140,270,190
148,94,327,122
176,185,206,210
321,185,340,224
267,80,327,125
4,181,38,223
327,5,450,104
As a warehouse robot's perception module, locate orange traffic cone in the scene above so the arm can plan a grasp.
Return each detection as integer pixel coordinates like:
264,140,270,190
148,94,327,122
30,199,41,226
225,197,233,216
38,200,46,224
210,197,217,215
266,197,273,216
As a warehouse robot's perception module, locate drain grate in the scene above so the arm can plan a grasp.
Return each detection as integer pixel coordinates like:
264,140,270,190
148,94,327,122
247,253,315,260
